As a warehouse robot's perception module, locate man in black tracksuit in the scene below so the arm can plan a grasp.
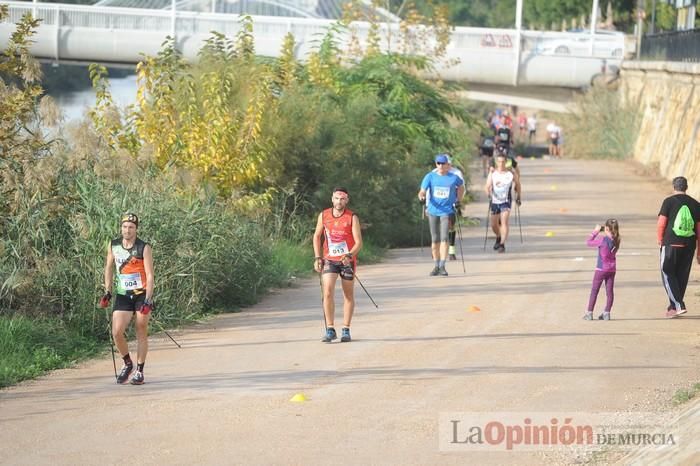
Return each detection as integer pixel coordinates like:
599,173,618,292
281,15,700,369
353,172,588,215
657,176,700,318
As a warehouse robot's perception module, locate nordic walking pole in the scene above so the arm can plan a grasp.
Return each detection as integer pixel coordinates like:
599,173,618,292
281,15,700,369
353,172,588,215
483,200,491,251
149,314,182,348
456,214,466,273
354,273,379,309
318,269,327,331
105,310,118,381
516,201,523,243
419,200,425,253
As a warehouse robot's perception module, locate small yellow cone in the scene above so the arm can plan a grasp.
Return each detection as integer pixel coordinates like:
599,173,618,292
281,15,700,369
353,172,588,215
550,185,558,191
545,231,555,237
290,393,308,403
468,305,481,312
560,208,568,213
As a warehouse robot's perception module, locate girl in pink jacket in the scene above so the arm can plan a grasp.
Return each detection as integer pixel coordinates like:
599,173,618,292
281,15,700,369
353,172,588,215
583,219,621,321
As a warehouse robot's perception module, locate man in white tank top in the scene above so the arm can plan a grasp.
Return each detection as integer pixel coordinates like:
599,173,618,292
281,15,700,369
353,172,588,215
485,152,521,253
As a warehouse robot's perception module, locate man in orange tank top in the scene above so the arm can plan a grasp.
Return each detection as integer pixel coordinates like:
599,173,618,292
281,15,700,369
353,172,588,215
100,213,155,384
312,187,363,343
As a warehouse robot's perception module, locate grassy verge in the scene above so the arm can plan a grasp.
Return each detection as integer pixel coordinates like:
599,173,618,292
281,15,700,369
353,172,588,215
560,85,640,159
672,382,700,405
0,316,100,388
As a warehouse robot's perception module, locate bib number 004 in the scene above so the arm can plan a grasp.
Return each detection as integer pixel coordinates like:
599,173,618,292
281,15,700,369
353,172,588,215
119,273,143,290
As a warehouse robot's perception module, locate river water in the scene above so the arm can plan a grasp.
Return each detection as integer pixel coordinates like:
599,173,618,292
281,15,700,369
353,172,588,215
53,74,138,122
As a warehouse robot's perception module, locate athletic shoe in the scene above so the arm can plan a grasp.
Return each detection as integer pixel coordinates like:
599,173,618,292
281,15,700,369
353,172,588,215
666,309,687,318
582,312,593,320
429,266,440,276
449,254,457,261
598,312,611,321
493,237,502,250
340,327,351,342
116,363,133,384
438,266,448,276
322,327,337,342
497,244,506,254
130,370,144,385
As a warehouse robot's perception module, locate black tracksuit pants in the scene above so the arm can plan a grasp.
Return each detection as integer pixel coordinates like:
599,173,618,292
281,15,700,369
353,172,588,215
660,245,695,311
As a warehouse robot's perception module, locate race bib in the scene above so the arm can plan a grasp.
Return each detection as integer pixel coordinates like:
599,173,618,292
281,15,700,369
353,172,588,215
119,272,143,291
328,240,349,256
433,186,450,199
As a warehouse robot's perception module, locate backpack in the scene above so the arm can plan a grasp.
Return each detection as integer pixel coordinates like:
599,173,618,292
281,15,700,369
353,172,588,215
672,204,695,237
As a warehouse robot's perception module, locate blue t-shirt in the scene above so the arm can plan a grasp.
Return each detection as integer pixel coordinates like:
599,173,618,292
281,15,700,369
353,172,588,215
421,171,463,216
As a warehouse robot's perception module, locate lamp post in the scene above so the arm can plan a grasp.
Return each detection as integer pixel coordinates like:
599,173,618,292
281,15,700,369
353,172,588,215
590,0,599,55
513,0,523,86
171,0,176,39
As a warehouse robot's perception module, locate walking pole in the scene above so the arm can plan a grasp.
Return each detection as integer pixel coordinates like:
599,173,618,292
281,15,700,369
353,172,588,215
516,201,523,243
149,314,182,348
455,209,466,273
318,269,327,331
354,273,379,309
483,200,491,251
105,311,118,381
419,200,425,253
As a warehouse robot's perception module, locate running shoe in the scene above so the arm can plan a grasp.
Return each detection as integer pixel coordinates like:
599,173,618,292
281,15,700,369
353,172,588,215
429,267,440,276
598,312,611,321
582,312,593,320
449,254,457,261
322,327,337,342
130,370,145,385
493,237,502,250
665,309,687,318
116,363,133,384
497,244,506,253
438,266,448,276
340,327,351,342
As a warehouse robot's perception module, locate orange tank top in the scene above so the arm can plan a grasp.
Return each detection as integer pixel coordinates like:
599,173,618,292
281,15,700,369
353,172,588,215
322,208,356,262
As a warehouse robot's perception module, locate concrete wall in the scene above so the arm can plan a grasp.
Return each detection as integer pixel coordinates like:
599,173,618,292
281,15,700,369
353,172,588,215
621,61,700,198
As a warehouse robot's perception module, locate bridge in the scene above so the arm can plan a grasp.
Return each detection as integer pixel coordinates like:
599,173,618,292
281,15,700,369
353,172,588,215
0,1,626,107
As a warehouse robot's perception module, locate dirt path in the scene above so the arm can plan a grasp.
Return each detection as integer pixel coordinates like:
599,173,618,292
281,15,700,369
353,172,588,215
1,159,699,465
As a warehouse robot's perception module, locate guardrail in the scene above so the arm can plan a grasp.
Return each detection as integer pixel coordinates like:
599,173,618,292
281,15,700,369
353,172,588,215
641,29,700,63
1,1,625,88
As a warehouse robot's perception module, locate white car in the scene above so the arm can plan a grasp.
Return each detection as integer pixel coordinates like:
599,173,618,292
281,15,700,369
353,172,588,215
534,29,626,57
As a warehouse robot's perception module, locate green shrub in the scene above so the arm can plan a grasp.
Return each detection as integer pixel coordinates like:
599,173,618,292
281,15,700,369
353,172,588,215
0,315,100,388
561,86,640,159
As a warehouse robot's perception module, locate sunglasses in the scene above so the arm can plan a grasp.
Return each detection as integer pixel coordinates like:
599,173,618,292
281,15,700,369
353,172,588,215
436,162,446,165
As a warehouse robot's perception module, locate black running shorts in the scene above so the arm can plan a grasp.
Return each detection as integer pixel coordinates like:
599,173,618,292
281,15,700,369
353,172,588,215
113,293,146,312
322,260,355,281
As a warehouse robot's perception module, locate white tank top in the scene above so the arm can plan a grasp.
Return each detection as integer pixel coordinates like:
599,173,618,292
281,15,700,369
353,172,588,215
491,170,514,204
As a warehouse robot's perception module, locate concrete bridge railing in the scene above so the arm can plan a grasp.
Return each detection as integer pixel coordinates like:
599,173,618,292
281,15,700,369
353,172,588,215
0,1,625,88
